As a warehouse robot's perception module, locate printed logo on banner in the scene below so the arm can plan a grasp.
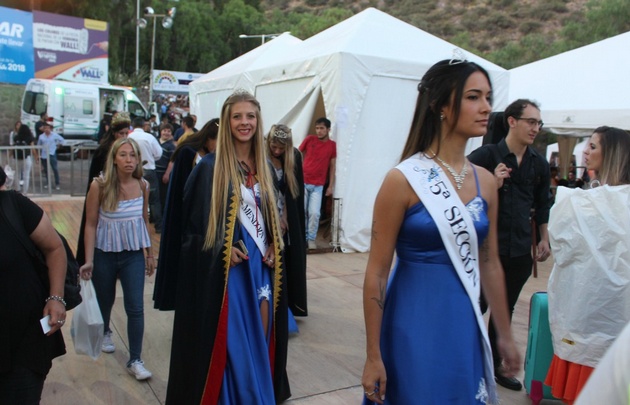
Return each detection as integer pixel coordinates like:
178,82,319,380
72,66,104,80
155,71,178,84
37,50,57,63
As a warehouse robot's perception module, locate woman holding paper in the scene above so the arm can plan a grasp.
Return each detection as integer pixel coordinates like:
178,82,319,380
166,91,290,404
361,59,520,404
0,166,67,404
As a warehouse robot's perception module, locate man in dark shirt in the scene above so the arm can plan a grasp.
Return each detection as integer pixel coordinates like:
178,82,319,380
35,112,48,137
468,98,551,391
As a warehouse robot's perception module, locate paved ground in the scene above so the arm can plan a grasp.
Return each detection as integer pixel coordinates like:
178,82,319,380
32,197,564,405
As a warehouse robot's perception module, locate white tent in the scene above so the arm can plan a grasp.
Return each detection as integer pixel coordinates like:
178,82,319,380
509,31,630,137
546,139,588,177
190,8,508,252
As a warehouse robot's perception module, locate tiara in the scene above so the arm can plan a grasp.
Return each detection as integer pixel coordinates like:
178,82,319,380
272,127,290,139
449,48,468,65
232,88,252,97
111,111,131,127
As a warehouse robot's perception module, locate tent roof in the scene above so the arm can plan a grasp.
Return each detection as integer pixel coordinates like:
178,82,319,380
509,31,630,136
281,8,507,71
195,32,302,83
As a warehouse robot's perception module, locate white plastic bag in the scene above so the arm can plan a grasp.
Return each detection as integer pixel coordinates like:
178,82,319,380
3,165,14,189
548,185,630,367
71,279,104,360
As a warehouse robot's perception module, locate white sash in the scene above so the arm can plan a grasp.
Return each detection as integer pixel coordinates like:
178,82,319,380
396,153,497,404
239,183,269,256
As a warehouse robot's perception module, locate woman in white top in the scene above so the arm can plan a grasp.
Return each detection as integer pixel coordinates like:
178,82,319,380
80,137,155,381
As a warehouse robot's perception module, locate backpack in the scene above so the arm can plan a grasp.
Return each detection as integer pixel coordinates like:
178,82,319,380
0,191,82,310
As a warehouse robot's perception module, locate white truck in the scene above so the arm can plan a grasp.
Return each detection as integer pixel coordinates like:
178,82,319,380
21,78,149,141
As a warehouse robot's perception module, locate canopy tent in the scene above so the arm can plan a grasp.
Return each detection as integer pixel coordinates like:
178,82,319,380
189,8,508,252
546,139,588,178
509,31,630,137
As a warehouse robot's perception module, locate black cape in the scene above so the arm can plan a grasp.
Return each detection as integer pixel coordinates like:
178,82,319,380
152,146,197,310
273,148,308,316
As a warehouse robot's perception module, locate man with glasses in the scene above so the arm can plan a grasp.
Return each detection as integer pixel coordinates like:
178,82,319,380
468,98,551,391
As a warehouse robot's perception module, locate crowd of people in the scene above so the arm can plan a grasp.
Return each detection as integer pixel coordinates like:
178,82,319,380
2,58,630,405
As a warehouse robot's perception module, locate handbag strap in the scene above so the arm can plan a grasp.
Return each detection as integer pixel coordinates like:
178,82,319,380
0,191,42,262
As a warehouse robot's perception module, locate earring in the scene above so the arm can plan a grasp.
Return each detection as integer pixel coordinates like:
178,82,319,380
440,113,445,121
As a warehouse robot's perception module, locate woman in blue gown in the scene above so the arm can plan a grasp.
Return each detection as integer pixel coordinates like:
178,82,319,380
166,91,290,404
361,59,520,404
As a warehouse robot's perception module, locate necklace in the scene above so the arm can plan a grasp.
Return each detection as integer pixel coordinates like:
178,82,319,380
429,149,468,190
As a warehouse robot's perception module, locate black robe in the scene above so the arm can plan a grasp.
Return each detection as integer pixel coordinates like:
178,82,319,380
272,148,308,316
165,155,290,404
152,146,198,310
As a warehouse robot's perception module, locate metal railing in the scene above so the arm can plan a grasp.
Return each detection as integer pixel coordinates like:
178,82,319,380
0,142,98,197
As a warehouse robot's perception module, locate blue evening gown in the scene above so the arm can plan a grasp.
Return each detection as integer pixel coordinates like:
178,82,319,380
364,169,491,404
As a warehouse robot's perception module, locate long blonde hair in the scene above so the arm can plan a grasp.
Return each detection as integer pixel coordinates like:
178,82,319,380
204,91,283,250
266,124,300,199
98,137,144,212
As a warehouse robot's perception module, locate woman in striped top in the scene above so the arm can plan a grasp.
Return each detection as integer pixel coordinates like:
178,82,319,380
80,137,155,381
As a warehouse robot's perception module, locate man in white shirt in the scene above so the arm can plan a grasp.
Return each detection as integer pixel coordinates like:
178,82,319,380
129,117,163,233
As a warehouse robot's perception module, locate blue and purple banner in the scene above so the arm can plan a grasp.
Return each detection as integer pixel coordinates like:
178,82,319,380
0,6,35,85
33,11,109,84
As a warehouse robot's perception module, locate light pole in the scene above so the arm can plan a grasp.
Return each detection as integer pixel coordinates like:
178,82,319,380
138,7,176,103
239,32,289,45
136,0,140,72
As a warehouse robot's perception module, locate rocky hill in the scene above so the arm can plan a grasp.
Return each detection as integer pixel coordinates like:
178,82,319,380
261,0,595,68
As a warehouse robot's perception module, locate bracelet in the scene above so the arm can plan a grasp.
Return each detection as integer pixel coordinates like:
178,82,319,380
46,295,66,307
146,256,154,258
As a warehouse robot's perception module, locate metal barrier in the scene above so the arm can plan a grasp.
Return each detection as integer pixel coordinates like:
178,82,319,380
0,145,51,196
330,197,342,252
0,142,97,197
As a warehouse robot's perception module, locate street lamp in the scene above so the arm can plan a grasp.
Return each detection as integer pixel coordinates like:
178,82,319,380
136,0,139,72
239,32,289,45
139,7,176,103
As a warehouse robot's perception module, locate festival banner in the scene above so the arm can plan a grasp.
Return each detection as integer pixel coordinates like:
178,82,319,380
0,6,34,85
32,11,108,84
153,69,204,93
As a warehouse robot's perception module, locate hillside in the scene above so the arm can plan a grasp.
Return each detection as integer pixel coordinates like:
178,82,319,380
261,0,596,68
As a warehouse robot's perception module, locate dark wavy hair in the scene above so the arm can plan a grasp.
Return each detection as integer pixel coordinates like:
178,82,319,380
401,59,491,160
170,118,219,163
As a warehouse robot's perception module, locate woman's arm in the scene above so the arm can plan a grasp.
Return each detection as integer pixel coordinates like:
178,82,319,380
80,180,100,279
29,212,66,334
476,167,521,375
361,169,410,404
162,160,174,184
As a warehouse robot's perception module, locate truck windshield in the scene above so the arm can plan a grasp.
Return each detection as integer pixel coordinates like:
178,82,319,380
128,100,147,120
22,91,48,116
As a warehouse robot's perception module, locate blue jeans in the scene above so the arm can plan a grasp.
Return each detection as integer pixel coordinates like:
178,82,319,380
41,154,59,186
92,249,145,366
304,184,323,241
0,365,46,405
